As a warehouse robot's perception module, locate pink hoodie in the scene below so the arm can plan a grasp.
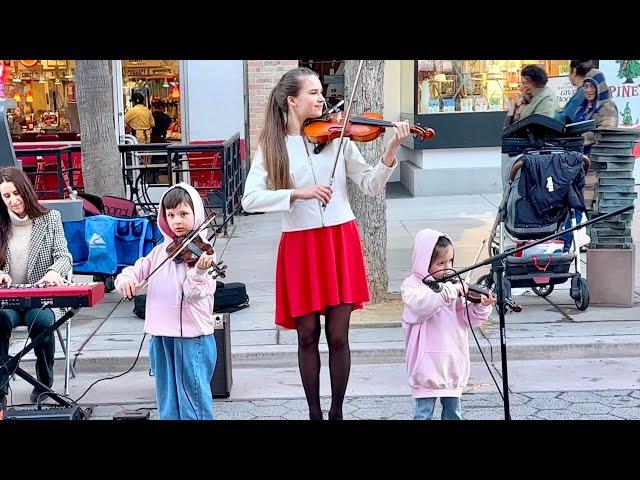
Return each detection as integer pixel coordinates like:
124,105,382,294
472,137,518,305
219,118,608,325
115,183,217,337
401,228,492,398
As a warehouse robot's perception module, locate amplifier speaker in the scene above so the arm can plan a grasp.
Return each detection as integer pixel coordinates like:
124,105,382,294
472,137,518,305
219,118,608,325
211,313,232,398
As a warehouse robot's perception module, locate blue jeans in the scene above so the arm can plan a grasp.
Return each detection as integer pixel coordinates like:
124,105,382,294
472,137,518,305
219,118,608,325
0,308,56,396
149,334,217,420
414,397,462,420
560,210,584,252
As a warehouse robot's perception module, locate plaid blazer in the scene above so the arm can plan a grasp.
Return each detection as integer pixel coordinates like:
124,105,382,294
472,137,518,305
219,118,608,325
1,209,72,284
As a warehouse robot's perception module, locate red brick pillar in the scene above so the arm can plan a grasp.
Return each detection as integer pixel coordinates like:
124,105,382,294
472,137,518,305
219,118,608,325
246,60,299,164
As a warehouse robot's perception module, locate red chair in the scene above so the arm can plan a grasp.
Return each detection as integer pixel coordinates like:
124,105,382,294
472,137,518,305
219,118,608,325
102,195,137,218
186,141,224,216
33,157,68,200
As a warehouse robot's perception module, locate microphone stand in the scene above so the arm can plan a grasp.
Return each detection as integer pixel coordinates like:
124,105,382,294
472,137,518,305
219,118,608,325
426,203,634,420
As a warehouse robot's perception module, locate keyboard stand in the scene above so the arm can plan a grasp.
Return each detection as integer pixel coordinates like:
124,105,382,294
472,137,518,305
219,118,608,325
3,308,79,409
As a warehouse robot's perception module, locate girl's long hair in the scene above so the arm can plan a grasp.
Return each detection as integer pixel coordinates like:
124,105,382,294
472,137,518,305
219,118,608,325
259,67,318,190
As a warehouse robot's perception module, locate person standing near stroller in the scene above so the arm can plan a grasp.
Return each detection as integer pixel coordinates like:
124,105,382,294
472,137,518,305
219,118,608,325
575,69,619,155
503,64,559,129
401,229,494,420
241,66,411,420
555,60,594,124
502,65,560,187
115,183,217,420
0,167,72,411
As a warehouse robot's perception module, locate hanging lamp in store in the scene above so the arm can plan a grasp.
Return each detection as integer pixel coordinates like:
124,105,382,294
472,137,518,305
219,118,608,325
26,90,33,103
170,83,180,98
13,91,21,102
163,78,170,88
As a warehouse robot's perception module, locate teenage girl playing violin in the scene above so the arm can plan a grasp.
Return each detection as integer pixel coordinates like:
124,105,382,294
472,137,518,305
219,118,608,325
242,66,412,420
115,183,218,420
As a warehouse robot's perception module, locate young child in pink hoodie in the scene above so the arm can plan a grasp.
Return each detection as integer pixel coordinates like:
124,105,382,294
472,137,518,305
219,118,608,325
115,183,217,420
401,229,494,420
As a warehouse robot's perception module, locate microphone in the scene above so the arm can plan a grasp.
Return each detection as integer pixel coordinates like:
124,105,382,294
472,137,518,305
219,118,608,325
421,278,443,293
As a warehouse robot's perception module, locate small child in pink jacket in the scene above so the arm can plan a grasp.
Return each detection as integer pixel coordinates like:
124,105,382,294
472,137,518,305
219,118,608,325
401,229,494,420
115,183,217,420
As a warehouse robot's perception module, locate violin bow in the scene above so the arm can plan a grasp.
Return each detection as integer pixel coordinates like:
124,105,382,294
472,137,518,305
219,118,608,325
464,239,487,284
323,60,365,209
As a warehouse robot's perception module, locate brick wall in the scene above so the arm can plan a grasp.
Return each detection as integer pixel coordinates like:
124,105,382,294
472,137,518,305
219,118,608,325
246,60,299,163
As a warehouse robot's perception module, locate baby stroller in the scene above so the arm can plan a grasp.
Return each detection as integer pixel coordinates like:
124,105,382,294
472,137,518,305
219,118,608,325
478,115,595,311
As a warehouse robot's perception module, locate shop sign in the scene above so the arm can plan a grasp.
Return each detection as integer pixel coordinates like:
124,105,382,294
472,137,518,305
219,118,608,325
150,67,173,75
126,67,148,77
126,66,174,77
19,71,41,80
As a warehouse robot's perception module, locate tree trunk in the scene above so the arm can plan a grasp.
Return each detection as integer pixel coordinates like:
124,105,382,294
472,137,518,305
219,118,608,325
344,60,388,304
75,60,124,198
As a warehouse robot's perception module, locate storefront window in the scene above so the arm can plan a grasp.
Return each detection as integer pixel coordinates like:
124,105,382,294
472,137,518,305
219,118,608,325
417,60,571,114
2,60,79,141
122,60,181,142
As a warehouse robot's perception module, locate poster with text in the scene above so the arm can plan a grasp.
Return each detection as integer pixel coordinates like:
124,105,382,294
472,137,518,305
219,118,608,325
599,60,640,158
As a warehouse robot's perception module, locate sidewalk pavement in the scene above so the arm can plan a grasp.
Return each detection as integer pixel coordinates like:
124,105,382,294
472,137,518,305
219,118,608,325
7,190,640,405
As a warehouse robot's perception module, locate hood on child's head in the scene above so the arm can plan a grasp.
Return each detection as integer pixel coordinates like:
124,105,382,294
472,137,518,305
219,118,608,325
410,228,454,281
157,182,207,244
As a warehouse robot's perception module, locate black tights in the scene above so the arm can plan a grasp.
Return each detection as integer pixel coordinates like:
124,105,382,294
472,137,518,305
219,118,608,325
296,303,352,420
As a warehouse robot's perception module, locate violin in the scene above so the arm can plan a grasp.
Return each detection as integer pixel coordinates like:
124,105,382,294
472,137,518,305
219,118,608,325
464,283,492,304
303,112,435,145
166,234,227,278
450,278,492,304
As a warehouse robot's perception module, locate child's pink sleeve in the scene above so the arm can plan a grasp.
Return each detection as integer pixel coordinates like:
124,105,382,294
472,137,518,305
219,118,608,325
401,277,459,324
459,301,493,328
182,251,217,303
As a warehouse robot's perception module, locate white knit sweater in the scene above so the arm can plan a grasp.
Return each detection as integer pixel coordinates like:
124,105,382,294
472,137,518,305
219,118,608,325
7,210,33,284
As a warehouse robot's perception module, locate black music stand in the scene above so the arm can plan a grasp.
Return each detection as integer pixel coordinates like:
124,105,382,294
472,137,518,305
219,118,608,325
427,204,634,420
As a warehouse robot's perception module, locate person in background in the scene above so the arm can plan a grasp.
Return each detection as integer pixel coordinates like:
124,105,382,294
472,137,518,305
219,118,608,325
503,64,559,128
151,101,172,142
10,108,25,134
125,92,155,145
555,60,594,124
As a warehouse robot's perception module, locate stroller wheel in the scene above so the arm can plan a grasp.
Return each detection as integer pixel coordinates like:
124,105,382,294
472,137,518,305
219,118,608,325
94,275,116,293
477,273,494,290
532,284,554,297
574,277,590,311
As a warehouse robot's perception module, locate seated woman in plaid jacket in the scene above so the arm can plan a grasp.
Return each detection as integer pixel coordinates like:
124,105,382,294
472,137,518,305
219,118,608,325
0,167,72,411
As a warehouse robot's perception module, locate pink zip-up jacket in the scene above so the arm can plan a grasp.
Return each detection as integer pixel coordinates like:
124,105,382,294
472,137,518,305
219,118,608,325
401,229,492,398
115,183,216,337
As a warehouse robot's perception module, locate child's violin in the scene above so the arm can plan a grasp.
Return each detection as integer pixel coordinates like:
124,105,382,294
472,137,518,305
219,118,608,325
451,279,491,304
166,234,227,278
166,235,214,268
303,111,435,144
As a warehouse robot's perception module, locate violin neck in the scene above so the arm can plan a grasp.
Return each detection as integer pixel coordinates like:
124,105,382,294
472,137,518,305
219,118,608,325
350,116,419,134
350,116,394,128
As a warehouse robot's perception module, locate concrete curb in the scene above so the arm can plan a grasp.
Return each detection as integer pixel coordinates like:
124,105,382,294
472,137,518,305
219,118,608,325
68,337,640,373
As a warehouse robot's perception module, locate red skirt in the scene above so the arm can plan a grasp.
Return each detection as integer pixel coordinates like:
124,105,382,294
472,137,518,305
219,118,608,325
275,220,370,329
